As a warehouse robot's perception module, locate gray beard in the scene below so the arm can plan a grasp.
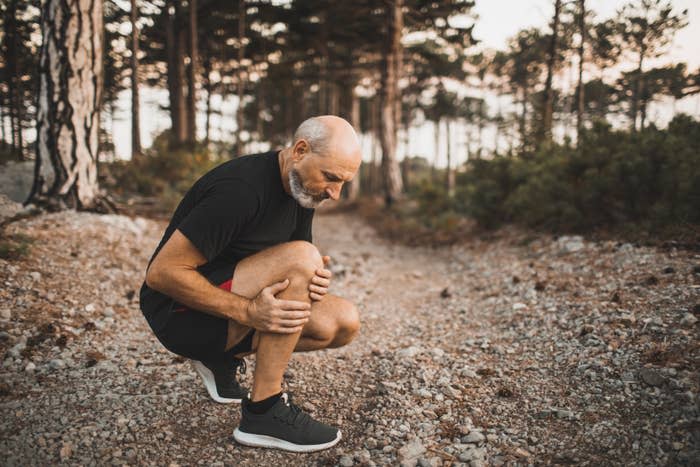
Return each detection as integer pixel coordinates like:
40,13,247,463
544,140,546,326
289,169,327,209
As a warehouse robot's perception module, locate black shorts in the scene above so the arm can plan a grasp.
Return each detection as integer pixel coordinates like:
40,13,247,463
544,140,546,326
143,266,255,362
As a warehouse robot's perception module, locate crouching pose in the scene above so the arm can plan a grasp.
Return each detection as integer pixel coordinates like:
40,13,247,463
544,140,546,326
139,116,362,452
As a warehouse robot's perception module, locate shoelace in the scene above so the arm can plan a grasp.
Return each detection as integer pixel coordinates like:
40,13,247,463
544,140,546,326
279,393,311,427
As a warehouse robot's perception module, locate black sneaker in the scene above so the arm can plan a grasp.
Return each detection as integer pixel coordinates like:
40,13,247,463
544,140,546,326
191,357,247,403
233,393,342,452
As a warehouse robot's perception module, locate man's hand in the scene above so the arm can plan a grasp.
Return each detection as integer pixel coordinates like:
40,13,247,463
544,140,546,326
309,255,332,301
245,279,311,333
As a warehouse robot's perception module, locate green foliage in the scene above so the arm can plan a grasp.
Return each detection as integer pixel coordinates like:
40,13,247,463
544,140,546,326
0,233,33,261
105,131,222,211
449,114,700,232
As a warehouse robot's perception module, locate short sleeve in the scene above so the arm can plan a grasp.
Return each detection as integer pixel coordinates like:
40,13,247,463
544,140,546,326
290,206,315,242
177,179,260,261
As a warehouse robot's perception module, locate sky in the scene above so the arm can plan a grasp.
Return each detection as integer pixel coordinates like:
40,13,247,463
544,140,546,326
110,0,700,161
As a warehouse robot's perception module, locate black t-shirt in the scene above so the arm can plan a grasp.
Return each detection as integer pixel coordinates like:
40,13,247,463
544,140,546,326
139,149,314,319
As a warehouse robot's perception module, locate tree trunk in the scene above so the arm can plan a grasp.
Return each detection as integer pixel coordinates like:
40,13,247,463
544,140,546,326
166,1,186,145
576,0,585,142
29,0,106,211
379,0,404,206
203,57,212,145
235,0,246,156
130,0,141,157
542,0,561,143
186,0,198,144
631,45,645,132
520,86,528,148
445,119,455,196
347,89,361,201
432,119,439,182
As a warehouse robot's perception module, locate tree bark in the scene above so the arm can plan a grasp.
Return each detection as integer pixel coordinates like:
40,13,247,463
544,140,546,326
631,45,645,132
542,0,561,143
4,0,24,160
576,0,586,142
29,0,105,210
446,119,455,196
186,0,198,144
379,0,404,206
203,57,212,145
166,1,186,144
347,88,361,201
130,0,141,157
235,0,246,156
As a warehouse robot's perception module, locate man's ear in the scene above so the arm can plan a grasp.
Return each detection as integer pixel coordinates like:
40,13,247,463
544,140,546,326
292,139,309,161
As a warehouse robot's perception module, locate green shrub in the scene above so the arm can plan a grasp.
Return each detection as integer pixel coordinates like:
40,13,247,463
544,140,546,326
419,114,700,233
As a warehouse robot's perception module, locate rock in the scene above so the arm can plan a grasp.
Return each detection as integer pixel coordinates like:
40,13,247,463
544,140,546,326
0,309,11,320
662,266,675,274
8,342,26,358
29,272,41,282
514,447,531,458
85,303,96,313
680,313,697,326
460,368,478,378
48,359,65,370
639,368,665,387
440,287,452,299
512,303,527,311
558,236,585,253
397,346,422,359
398,439,426,466
430,348,445,358
462,431,485,444
59,442,72,460
24,362,36,372
339,455,354,467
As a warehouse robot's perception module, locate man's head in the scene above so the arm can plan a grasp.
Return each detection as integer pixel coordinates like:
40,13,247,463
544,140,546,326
284,115,362,209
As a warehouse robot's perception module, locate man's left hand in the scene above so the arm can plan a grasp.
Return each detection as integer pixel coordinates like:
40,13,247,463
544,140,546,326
309,255,332,301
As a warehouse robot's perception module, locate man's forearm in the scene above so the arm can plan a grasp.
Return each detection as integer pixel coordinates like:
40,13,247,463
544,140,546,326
146,267,249,324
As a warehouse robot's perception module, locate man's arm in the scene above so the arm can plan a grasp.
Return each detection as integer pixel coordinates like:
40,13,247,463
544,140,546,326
146,229,312,333
145,229,250,323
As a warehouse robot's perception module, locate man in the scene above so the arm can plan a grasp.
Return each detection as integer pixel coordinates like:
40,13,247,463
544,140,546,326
139,115,362,452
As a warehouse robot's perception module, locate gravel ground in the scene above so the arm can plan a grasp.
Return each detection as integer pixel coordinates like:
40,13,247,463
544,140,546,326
0,210,698,466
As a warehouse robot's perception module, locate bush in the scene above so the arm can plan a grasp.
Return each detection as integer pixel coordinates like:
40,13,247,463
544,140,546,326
105,131,224,212
425,114,700,233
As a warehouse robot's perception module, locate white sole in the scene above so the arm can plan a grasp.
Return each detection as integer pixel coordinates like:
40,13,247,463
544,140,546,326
233,428,342,452
191,360,242,404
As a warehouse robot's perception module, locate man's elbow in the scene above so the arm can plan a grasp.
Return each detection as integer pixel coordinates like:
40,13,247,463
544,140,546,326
145,264,165,292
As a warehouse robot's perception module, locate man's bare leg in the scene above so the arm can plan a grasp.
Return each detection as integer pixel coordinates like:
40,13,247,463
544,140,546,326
224,241,331,401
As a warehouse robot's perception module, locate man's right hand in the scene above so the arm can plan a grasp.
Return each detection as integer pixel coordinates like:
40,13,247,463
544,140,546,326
244,279,311,333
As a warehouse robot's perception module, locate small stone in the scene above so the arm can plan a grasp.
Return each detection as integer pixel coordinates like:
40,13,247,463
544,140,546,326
339,455,354,467
639,368,665,387
104,307,115,317
397,346,422,359
462,431,485,444
24,362,36,372
512,303,527,311
398,439,426,465
514,447,531,458
29,271,41,281
0,309,10,320
48,359,65,370
680,313,697,326
85,303,96,313
59,442,72,460
662,266,675,274
460,368,478,378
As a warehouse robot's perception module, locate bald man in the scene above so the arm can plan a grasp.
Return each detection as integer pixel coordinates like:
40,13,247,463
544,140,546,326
139,116,362,452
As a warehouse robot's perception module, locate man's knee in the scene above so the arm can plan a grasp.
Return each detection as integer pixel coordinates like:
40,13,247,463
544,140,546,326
328,301,360,348
284,241,323,277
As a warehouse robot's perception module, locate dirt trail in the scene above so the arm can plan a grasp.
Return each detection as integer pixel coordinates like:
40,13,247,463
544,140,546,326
0,211,698,466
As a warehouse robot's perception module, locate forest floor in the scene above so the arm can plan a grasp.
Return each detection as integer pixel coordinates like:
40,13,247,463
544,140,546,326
0,207,698,466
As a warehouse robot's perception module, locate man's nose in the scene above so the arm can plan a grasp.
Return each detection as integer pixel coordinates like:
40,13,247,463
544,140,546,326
326,184,342,201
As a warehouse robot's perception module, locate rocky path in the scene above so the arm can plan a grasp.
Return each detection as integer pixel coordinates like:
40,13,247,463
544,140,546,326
0,211,698,466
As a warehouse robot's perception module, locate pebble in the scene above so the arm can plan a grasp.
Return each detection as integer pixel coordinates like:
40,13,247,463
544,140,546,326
397,346,422,359
639,368,666,387
24,362,36,372
680,313,697,326
0,308,11,320
462,431,485,444
48,359,65,370
339,455,353,466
